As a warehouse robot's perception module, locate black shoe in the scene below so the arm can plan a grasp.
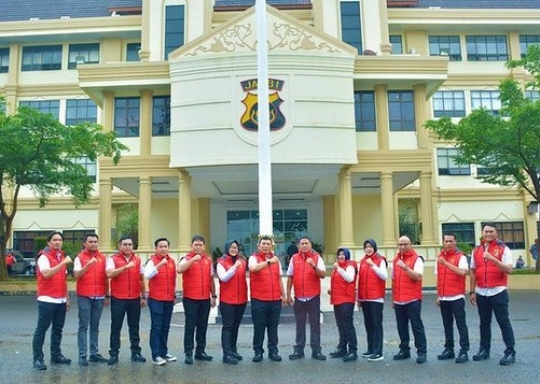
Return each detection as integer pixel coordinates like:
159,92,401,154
269,353,282,362
194,352,213,361
288,351,305,360
252,353,263,363
232,352,243,361
455,351,469,364
416,353,427,364
131,353,147,363
184,355,193,365
312,352,327,361
51,355,72,365
343,352,358,362
393,350,411,360
34,359,47,371
472,349,490,361
499,351,516,366
222,355,239,365
89,354,108,363
361,351,373,358
329,349,347,358
107,356,118,365
367,353,384,362
78,357,88,366
437,349,455,360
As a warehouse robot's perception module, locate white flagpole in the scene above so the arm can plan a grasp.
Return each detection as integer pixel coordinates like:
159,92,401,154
256,0,273,237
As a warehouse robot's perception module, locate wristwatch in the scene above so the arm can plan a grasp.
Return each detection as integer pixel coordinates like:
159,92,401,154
469,291,476,295
267,260,271,266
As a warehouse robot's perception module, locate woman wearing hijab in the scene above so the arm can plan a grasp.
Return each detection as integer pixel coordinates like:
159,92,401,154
328,247,358,362
216,240,248,364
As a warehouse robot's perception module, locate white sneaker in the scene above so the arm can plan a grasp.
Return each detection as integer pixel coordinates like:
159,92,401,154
152,357,167,366
164,354,177,362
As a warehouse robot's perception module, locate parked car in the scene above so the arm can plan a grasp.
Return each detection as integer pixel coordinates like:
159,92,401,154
5,249,36,275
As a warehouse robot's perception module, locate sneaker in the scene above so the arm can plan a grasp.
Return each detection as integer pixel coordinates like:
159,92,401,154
51,354,72,365
367,354,384,362
361,351,373,358
185,354,193,365
437,349,455,360
455,351,469,364
107,356,118,365
499,351,516,366
416,353,427,364
164,354,177,362
131,353,147,363
78,357,89,366
34,359,47,371
393,350,411,360
89,354,108,363
152,357,167,366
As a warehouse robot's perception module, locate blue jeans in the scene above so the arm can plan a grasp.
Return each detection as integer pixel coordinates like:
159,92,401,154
77,296,105,358
148,298,174,359
32,301,67,361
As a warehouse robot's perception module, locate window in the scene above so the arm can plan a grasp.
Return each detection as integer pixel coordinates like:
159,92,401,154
437,148,471,175
19,100,60,120
525,90,540,102
390,35,403,54
226,209,307,256
72,157,97,182
152,96,171,136
114,97,140,137
63,230,96,254
164,5,185,59
388,91,415,131
466,36,508,61
66,99,97,126
483,221,525,249
432,91,466,117
470,90,501,115
428,35,462,61
442,223,475,248
21,45,62,71
68,43,99,69
354,91,376,131
126,42,141,62
0,47,9,73
519,35,540,58
340,1,362,53
13,231,51,258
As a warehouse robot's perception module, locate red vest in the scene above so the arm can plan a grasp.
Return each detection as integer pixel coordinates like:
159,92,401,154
436,248,466,297
181,252,212,300
473,241,508,288
37,249,67,299
392,250,422,303
249,252,282,301
148,254,177,301
218,256,248,305
358,254,387,301
291,251,322,298
110,252,142,299
76,249,108,298
330,260,357,305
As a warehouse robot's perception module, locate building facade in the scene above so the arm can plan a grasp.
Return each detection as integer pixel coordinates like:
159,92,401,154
1,0,538,265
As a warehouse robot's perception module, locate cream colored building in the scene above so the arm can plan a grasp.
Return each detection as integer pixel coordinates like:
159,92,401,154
1,0,538,268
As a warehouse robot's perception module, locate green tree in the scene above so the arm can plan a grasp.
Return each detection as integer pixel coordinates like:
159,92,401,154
115,203,138,249
425,45,540,273
0,103,127,281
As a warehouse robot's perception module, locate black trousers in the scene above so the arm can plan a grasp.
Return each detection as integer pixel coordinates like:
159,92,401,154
183,297,211,355
394,300,427,354
109,297,142,357
32,301,67,361
293,296,322,353
360,301,384,355
333,302,358,353
251,298,281,355
439,298,470,352
476,290,515,353
220,302,247,357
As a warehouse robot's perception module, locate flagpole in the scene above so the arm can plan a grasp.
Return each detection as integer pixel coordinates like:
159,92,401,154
256,0,273,238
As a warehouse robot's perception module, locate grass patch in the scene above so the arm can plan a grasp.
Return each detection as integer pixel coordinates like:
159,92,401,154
512,268,539,275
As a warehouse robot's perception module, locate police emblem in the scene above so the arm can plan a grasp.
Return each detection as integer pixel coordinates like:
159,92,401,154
240,78,286,131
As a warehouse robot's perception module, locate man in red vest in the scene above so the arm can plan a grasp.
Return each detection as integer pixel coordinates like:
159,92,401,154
74,233,109,366
177,235,216,365
216,240,248,364
286,236,327,361
391,235,427,364
470,223,515,366
249,236,286,362
435,233,470,364
106,236,147,365
144,237,177,366
5,252,16,275
32,231,72,371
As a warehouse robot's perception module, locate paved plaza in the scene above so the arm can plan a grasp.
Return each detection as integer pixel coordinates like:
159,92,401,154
0,291,539,384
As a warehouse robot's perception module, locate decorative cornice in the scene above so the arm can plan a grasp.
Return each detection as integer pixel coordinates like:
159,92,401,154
353,150,432,173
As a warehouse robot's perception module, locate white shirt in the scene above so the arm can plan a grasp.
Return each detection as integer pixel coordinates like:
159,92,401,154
106,254,144,274
37,254,67,304
434,254,469,301
287,254,326,301
470,245,512,297
216,259,244,283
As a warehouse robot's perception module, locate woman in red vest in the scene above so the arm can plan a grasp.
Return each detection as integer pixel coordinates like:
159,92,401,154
216,240,248,364
328,247,358,362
